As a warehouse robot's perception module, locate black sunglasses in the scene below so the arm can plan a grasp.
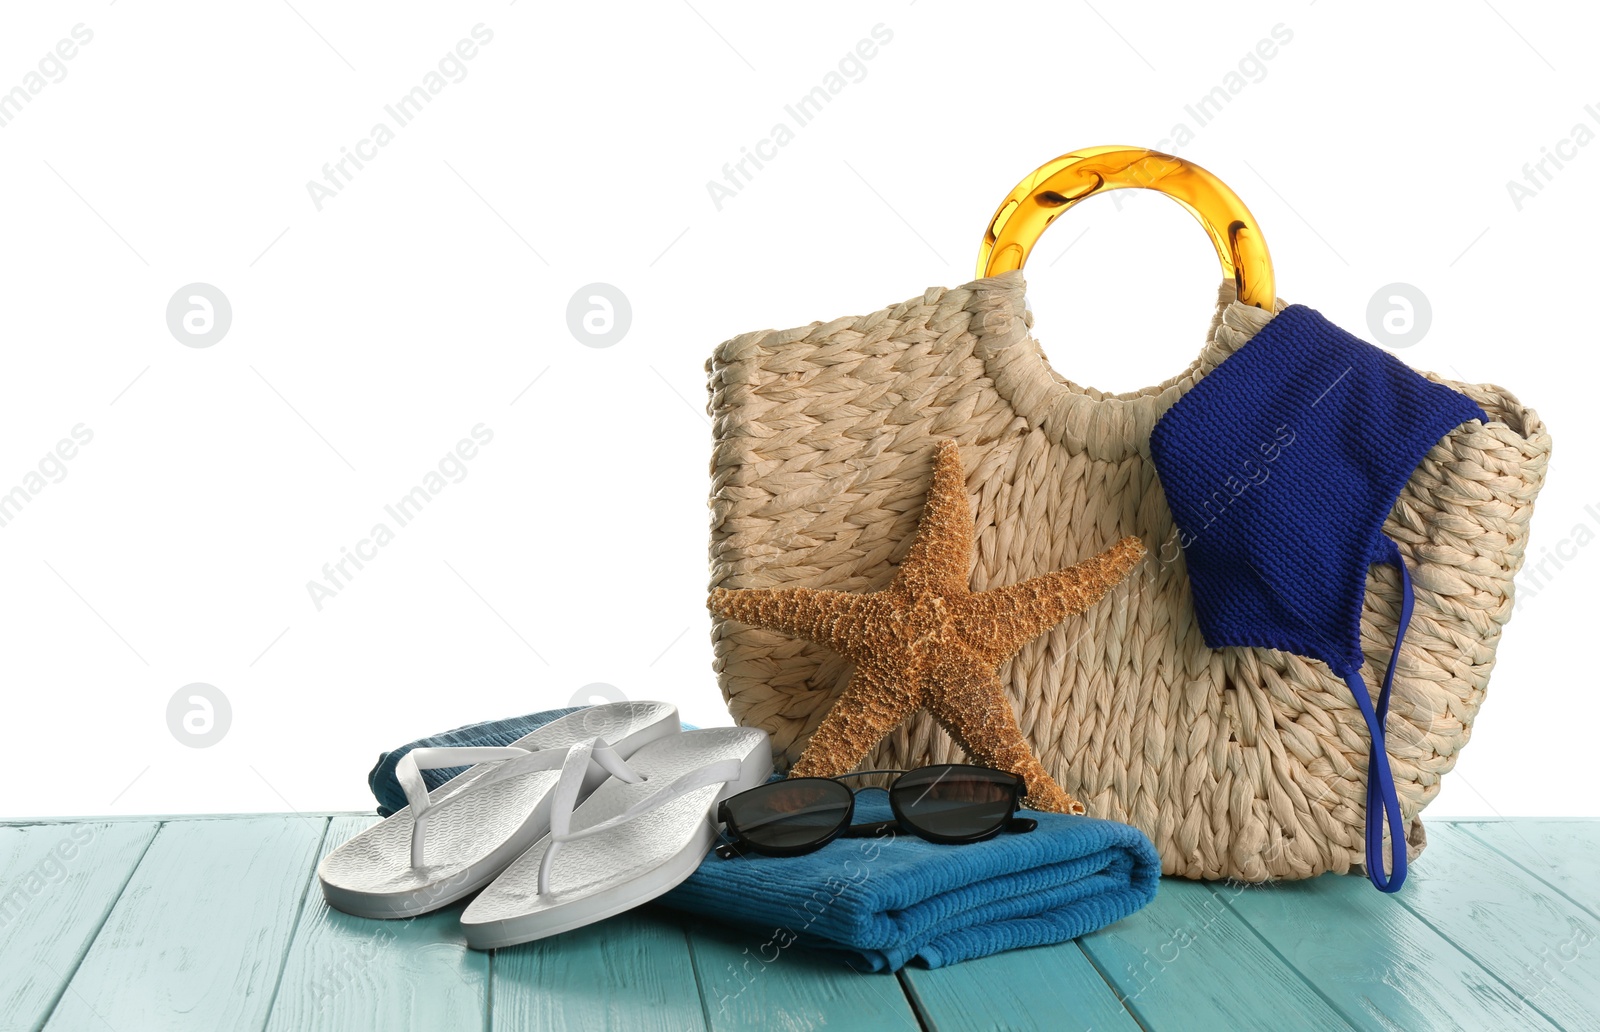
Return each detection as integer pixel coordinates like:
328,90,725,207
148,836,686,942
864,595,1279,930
714,764,1038,859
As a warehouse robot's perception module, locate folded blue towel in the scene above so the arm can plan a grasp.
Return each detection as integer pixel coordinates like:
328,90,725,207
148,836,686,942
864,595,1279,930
660,791,1160,971
369,710,1161,970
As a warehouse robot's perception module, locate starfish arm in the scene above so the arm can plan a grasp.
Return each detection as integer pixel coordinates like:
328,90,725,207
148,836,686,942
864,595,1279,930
966,536,1146,664
928,665,1085,815
708,586,880,661
891,439,976,597
788,664,920,780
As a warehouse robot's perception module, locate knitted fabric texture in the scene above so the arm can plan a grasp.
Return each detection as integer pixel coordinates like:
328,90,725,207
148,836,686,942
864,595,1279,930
1147,303,1486,891
1147,304,1487,677
659,791,1161,972
706,273,1550,882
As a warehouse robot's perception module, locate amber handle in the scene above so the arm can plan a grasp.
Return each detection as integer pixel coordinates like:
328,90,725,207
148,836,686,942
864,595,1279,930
977,146,1275,310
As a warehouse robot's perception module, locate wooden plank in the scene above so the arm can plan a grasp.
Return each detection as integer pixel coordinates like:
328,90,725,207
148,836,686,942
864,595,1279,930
1222,870,1560,1031
900,939,1141,1032
1394,821,1598,1030
1460,819,1600,921
1077,878,1356,1031
0,821,159,1032
683,914,922,1032
42,816,326,1032
491,907,708,1032
262,816,489,1031
0,811,363,827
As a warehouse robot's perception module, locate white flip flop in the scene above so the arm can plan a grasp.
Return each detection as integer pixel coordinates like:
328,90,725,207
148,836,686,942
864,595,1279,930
318,701,680,918
460,726,772,949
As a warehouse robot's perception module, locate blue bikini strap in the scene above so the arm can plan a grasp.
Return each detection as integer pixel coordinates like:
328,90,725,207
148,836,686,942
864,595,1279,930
1344,538,1414,892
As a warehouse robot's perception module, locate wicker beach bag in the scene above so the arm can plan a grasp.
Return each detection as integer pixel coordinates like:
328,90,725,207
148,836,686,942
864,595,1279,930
705,148,1551,882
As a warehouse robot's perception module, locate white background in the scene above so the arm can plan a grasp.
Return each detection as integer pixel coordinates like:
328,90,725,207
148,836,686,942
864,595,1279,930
0,1,1592,819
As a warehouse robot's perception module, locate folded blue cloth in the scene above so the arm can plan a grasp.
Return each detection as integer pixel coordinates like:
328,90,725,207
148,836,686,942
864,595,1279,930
660,791,1160,972
368,710,1161,970
367,707,578,817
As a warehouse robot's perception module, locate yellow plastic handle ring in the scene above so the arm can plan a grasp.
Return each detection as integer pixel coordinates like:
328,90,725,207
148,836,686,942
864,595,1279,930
977,146,1275,310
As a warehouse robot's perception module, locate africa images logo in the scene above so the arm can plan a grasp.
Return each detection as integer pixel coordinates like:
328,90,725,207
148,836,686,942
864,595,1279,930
304,24,495,211
705,23,894,210
305,424,494,610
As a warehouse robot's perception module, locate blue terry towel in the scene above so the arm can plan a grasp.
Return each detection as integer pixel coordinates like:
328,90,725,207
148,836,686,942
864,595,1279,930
660,791,1160,972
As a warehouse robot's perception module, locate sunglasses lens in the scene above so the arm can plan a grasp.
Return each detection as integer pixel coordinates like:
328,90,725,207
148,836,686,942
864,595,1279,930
723,779,853,852
891,765,1018,838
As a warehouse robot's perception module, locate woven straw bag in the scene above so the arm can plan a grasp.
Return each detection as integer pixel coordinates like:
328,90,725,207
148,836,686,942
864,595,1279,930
705,149,1550,882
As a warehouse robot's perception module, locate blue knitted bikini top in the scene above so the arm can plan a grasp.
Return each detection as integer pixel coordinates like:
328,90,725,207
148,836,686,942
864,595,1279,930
1148,304,1486,892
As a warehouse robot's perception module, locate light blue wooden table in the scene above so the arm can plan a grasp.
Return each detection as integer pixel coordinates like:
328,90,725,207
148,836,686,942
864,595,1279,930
2,814,1594,1031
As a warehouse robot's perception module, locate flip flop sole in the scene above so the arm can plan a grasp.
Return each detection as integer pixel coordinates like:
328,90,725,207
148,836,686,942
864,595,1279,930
318,701,680,918
461,726,772,949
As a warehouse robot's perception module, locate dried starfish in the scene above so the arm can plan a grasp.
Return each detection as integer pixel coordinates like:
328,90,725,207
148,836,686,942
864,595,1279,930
709,438,1145,814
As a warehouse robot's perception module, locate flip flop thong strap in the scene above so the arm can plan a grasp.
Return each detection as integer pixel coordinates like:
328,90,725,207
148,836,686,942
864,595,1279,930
536,742,741,895
397,744,568,868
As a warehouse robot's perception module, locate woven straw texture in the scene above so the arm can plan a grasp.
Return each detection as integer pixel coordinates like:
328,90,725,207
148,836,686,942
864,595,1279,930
706,271,1550,881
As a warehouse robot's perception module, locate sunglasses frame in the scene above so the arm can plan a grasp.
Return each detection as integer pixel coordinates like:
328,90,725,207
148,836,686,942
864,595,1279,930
714,763,1037,859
